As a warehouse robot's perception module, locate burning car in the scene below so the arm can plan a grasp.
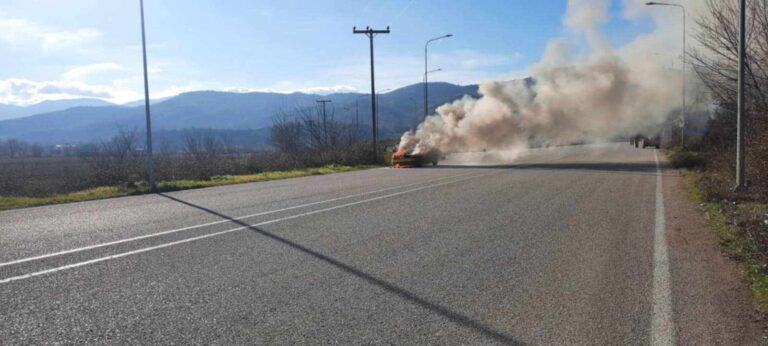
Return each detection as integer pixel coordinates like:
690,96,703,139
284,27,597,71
391,148,440,168
641,135,661,148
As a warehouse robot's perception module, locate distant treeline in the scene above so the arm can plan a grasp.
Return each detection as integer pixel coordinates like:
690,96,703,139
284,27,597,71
0,128,273,159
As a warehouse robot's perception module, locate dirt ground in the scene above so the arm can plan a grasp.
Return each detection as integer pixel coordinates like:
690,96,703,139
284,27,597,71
663,165,768,344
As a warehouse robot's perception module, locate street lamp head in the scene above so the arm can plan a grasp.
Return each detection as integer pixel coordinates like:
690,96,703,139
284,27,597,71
646,2,657,5
445,34,453,38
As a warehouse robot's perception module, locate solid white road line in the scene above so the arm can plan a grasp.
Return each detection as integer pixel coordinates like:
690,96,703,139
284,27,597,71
0,170,480,269
652,150,675,346
0,170,501,284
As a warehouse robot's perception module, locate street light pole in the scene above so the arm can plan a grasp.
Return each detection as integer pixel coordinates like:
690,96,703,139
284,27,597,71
139,0,156,191
646,2,686,148
735,0,748,192
424,34,452,118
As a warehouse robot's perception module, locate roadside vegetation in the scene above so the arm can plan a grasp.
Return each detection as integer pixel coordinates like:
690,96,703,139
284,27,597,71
681,170,768,311
665,0,768,311
0,164,370,211
0,103,385,210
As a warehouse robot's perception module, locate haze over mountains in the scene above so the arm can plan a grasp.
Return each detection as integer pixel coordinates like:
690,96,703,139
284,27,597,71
0,98,116,121
0,82,479,146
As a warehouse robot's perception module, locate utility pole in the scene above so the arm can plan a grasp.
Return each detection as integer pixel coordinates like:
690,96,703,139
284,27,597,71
735,0,748,192
139,0,156,191
354,26,390,162
316,99,332,146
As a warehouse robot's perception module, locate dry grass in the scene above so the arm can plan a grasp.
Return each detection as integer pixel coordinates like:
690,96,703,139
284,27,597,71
683,169,768,311
0,165,373,211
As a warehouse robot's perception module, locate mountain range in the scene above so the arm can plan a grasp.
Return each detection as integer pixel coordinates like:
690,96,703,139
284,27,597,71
0,98,116,121
0,82,481,146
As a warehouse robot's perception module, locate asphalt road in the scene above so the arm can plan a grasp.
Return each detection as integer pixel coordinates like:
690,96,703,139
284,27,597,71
0,144,755,344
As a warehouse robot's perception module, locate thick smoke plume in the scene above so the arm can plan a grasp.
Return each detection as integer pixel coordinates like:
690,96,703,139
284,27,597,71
398,0,700,156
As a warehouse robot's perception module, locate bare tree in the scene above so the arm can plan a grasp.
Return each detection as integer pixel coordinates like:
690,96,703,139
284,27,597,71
692,0,768,198
271,111,304,153
183,130,228,179
5,139,27,158
270,105,370,166
79,127,143,186
692,0,768,110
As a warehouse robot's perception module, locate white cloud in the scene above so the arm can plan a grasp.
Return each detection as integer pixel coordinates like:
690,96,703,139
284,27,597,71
62,63,127,81
41,28,101,51
293,85,359,94
0,12,101,52
0,78,140,106
227,84,359,95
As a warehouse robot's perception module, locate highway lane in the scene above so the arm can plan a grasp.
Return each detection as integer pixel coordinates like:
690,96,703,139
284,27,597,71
0,166,485,263
0,143,746,344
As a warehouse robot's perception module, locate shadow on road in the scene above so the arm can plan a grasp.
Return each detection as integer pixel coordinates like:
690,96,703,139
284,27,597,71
158,193,526,345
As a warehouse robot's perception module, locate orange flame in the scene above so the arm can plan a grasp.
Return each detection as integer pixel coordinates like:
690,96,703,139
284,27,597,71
392,149,407,160
392,149,408,168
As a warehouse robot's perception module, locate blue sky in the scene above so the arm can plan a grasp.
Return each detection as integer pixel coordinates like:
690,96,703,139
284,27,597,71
0,0,656,105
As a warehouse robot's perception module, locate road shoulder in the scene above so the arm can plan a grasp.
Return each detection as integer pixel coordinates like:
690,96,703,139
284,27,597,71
661,158,767,344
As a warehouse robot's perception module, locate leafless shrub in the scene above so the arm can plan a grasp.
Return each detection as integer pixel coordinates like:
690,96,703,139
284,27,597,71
78,127,144,187
181,130,233,179
270,105,369,166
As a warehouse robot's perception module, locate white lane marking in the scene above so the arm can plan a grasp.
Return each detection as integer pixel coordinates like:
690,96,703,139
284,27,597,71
652,150,675,346
0,171,479,269
0,170,501,284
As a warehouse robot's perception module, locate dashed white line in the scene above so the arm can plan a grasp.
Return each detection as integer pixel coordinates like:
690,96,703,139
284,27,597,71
0,171,479,269
652,150,675,346
0,170,501,284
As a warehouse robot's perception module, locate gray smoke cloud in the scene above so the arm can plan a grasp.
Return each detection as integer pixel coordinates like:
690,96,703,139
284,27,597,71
398,0,699,156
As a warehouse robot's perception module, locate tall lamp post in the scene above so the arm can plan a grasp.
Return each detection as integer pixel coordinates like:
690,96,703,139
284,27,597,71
424,68,442,120
139,0,156,191
424,34,452,118
646,2,686,148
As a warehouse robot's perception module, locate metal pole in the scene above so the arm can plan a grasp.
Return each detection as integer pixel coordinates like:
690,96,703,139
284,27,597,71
424,43,428,118
140,0,156,191
735,0,747,192
424,34,452,119
681,8,686,148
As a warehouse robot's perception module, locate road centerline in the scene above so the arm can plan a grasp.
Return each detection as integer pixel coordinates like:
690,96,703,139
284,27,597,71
0,170,501,284
0,170,480,269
